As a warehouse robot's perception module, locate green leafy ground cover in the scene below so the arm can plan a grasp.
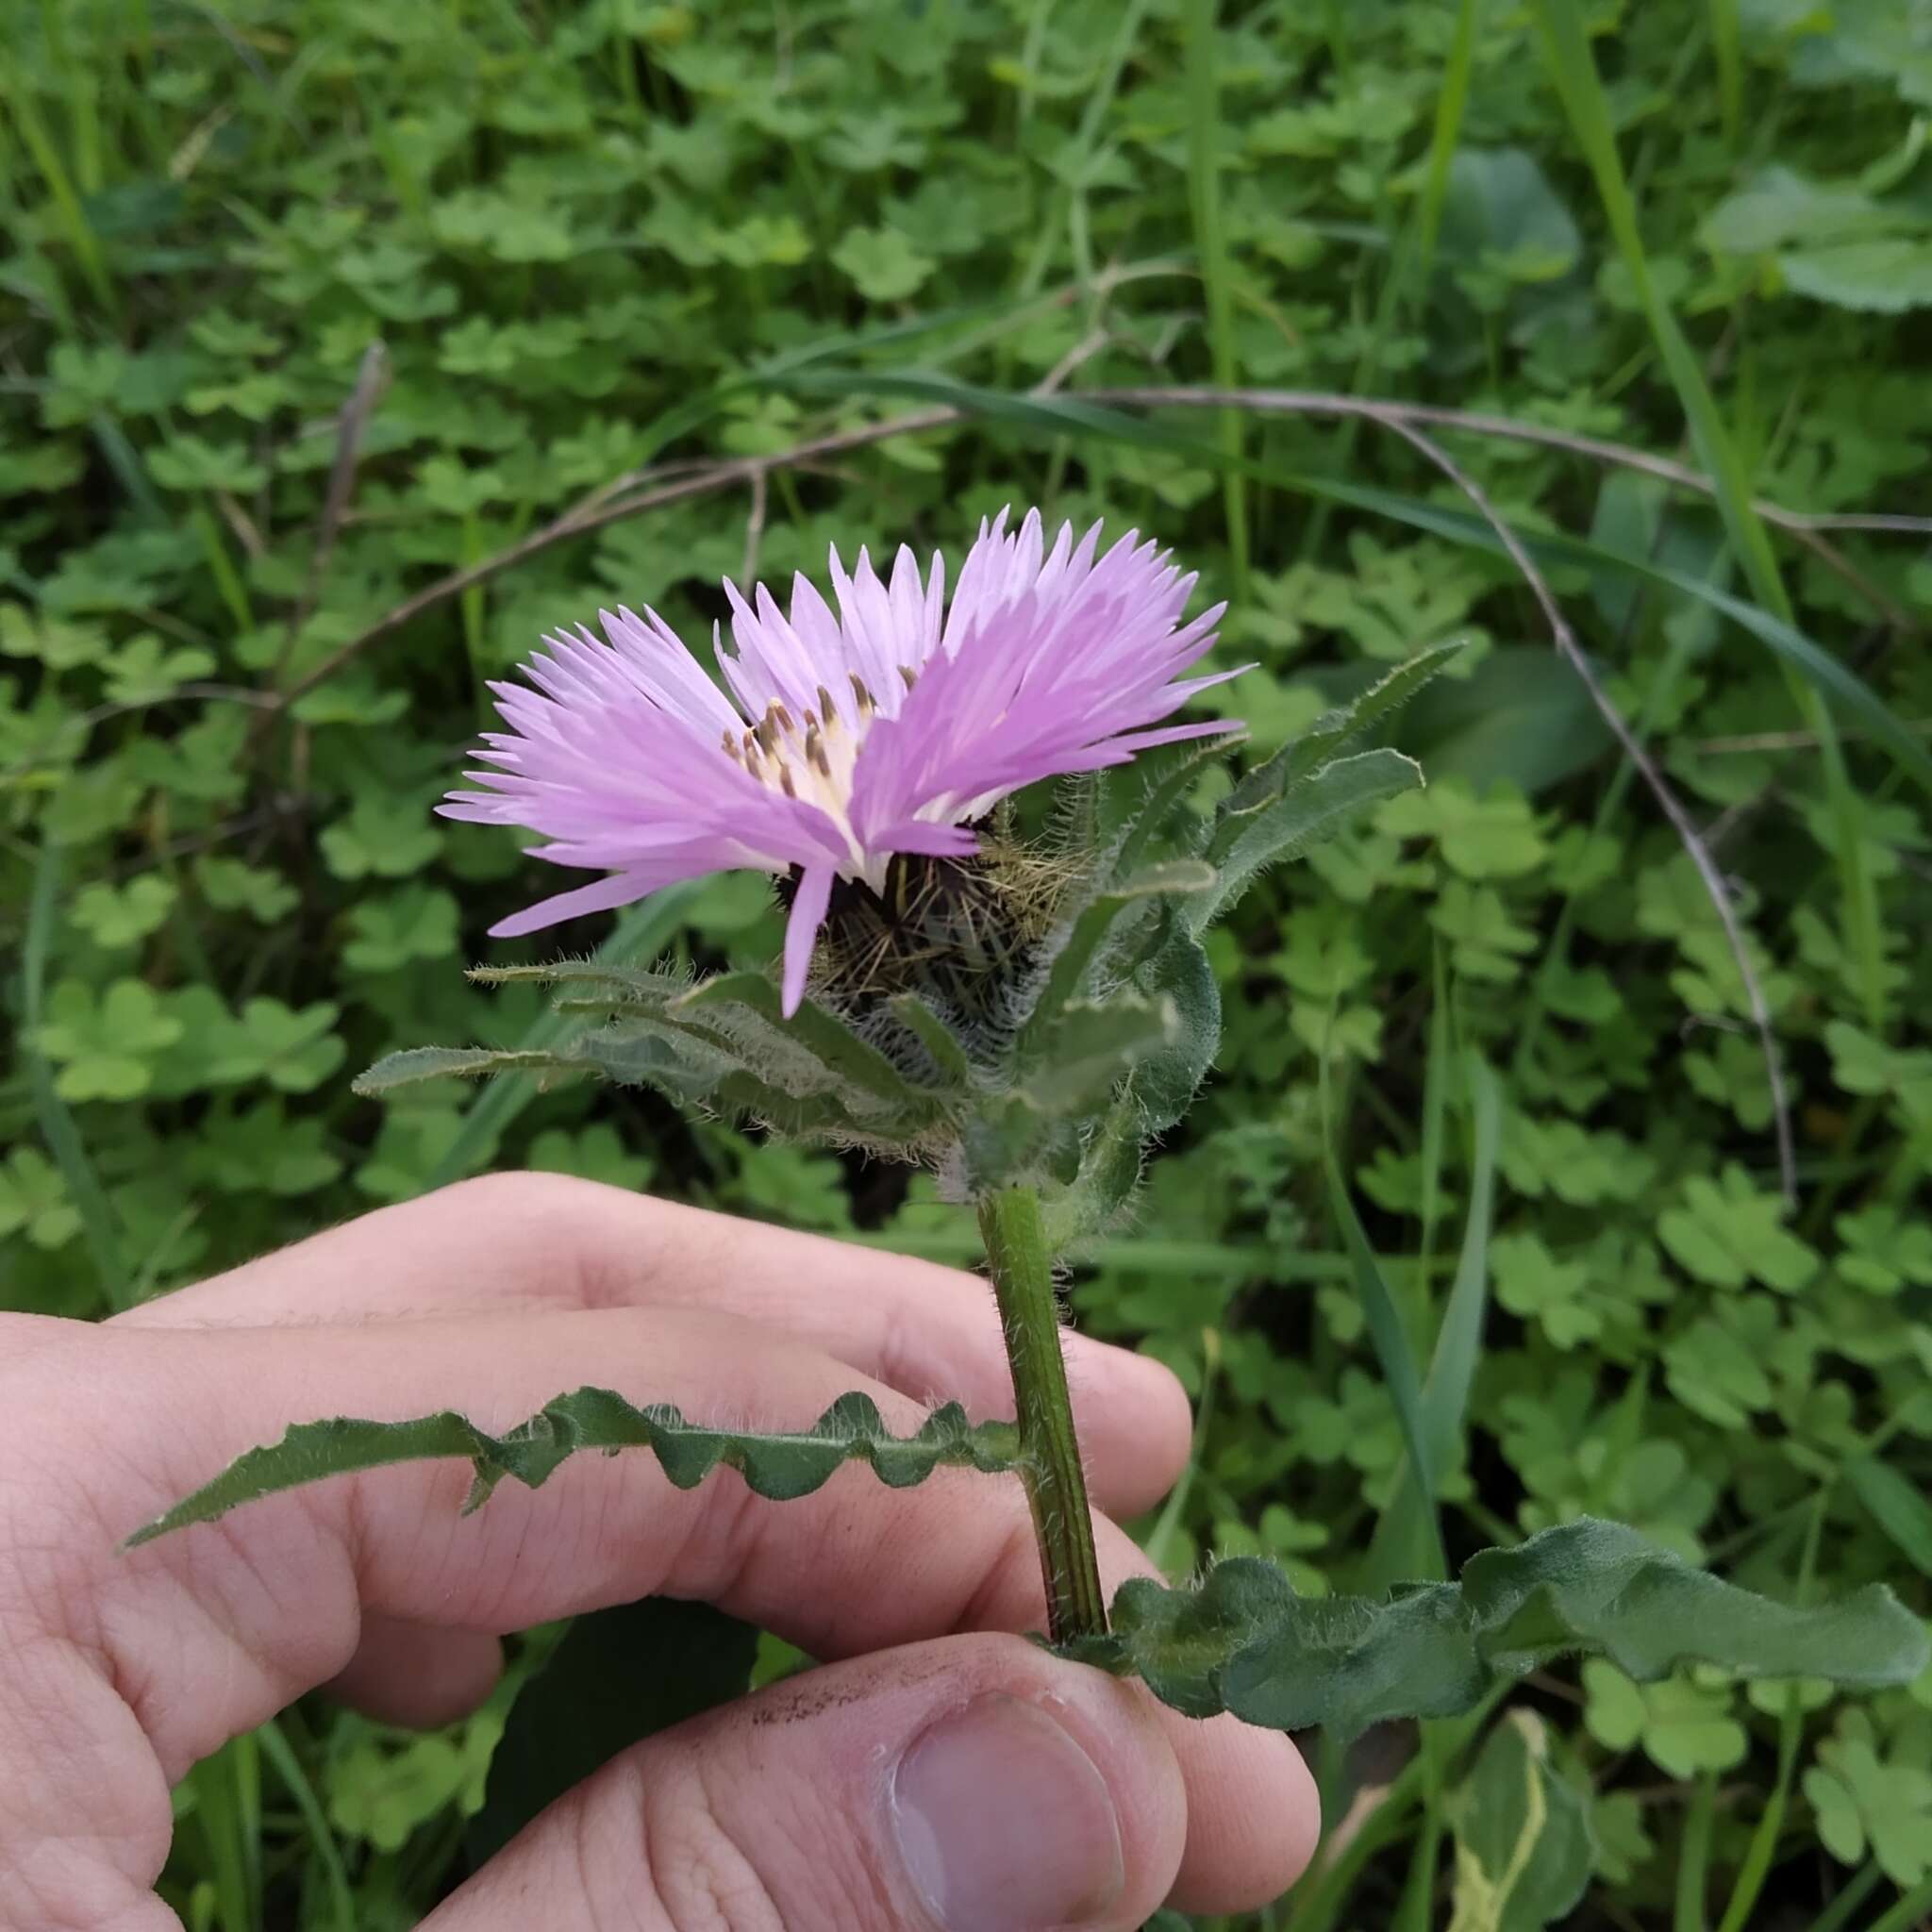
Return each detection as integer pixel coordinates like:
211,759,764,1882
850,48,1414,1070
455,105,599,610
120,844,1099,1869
4,0,1931,1924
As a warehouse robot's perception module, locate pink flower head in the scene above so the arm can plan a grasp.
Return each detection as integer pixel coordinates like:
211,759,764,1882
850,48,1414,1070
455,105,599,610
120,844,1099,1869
442,508,1237,1013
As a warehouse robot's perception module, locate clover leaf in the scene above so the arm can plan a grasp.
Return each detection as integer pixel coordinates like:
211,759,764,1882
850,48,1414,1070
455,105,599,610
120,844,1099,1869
1665,1313,1775,1430
1379,778,1549,878
70,876,178,951
102,634,217,705
1430,879,1540,981
30,977,185,1102
1494,1231,1603,1350
830,225,935,302
205,999,347,1094
194,858,299,924
1804,1712,1932,1885
1837,1207,1932,1294
145,434,269,494
320,791,444,881
0,601,110,670
1583,1661,1747,1779
194,1103,344,1197
1658,1165,1820,1293
0,1148,81,1250
342,886,460,974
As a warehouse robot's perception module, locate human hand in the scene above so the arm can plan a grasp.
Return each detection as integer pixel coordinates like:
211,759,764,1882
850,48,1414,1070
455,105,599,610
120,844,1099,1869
1,1173,1318,1929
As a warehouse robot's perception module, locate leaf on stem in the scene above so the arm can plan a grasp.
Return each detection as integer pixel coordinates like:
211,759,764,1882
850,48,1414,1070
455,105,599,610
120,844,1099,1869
1069,1519,1929,1739
127,1388,1023,1545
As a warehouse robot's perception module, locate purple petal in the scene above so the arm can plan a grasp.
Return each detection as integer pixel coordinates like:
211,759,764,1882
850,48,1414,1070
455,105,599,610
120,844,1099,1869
782,864,833,1015
488,869,661,938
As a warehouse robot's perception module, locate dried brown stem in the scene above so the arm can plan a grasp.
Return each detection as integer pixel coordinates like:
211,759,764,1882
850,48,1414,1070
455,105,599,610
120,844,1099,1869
268,386,1926,712
1075,386,1932,539
1374,412,1799,1205
270,340,391,688
1077,386,1924,633
273,408,957,709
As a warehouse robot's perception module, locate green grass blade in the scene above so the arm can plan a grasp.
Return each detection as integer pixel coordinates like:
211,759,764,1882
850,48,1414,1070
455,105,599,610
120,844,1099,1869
1413,0,1481,284
185,1737,259,1932
1,82,115,311
1806,1866,1886,1932
1288,483,1932,800
256,1719,355,1932
1715,1493,1826,1932
1530,0,1884,1028
1676,1771,1718,1932
1864,1872,1932,1932
1017,0,1155,295
1320,1040,1445,1579
1184,0,1248,599
1420,1053,1501,1477
23,841,130,1307
1708,0,1743,150
192,501,255,634
1372,1049,1500,1586
1844,1456,1932,1578
1417,939,1452,1276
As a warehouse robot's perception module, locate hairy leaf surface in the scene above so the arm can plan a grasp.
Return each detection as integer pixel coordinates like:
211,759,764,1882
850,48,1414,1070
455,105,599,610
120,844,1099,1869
1070,1520,1929,1738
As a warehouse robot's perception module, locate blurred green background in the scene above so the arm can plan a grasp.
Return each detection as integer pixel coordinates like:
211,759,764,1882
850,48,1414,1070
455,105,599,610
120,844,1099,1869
5,0,1931,1924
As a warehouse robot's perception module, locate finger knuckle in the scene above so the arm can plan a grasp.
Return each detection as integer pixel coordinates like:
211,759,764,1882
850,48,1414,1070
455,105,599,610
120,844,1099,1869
435,1167,612,1229
430,1171,645,1310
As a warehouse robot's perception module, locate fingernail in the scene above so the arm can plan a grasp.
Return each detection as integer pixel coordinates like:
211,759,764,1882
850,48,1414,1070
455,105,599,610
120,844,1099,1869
891,1693,1125,1931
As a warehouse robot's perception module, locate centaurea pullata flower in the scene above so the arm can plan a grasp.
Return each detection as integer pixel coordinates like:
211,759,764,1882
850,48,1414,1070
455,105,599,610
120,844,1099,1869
441,508,1237,1011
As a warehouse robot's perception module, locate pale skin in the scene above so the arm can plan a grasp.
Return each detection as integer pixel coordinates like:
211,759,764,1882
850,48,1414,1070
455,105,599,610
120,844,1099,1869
0,1173,1319,1930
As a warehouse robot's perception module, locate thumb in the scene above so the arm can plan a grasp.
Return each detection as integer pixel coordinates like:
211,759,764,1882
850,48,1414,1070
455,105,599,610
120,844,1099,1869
427,1631,1189,1932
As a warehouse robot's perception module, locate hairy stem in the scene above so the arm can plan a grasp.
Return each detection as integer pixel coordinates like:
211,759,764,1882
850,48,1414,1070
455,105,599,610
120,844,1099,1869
977,1184,1108,1642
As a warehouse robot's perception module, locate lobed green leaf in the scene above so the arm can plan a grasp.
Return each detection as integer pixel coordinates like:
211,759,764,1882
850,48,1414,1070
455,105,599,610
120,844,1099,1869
1199,746,1425,930
1224,640,1468,817
1072,1519,1930,1740
127,1388,1024,1546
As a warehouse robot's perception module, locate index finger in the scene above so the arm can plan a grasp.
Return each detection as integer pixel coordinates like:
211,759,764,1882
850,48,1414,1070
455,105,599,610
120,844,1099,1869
116,1173,1192,1524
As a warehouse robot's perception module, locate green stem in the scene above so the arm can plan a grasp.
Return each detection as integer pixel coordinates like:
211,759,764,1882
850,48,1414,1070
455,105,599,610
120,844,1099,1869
1675,1772,1717,1932
1807,1863,1883,1932
1714,1490,1827,1932
977,1184,1108,1643
1865,1871,1932,1932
